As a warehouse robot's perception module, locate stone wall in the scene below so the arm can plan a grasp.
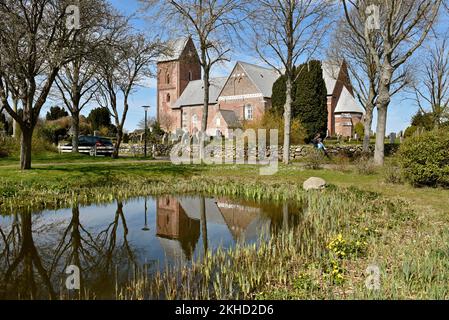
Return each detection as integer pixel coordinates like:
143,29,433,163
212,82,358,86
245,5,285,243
150,143,400,160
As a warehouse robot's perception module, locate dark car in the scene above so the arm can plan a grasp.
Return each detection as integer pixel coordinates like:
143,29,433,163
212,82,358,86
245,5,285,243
61,136,114,156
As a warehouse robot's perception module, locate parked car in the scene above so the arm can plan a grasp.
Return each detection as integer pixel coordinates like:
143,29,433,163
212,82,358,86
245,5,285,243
59,136,115,156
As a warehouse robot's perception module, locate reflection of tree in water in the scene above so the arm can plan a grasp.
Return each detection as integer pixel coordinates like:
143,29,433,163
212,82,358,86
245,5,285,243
0,211,56,299
259,201,303,235
0,201,140,299
93,200,138,296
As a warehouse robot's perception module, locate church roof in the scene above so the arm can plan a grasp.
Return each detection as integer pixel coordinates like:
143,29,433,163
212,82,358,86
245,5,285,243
173,77,228,108
334,87,365,114
178,197,226,225
218,110,240,128
236,62,280,98
157,37,190,63
322,60,342,95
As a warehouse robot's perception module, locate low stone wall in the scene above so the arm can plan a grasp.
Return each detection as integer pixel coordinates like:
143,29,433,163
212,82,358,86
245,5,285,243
119,143,173,157
127,143,400,160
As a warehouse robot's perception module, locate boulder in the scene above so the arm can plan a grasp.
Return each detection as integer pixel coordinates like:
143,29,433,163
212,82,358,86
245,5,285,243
303,177,327,190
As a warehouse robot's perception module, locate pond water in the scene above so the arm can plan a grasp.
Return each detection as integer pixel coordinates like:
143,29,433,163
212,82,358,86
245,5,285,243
0,195,301,299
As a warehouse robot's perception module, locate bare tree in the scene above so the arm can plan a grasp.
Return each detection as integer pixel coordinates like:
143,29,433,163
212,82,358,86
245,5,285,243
329,14,410,152
54,1,112,153
142,0,247,138
0,0,103,169
97,32,164,158
411,37,449,127
249,0,333,164
342,0,443,165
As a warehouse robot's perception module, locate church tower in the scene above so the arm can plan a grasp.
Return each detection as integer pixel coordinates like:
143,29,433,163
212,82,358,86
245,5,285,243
157,37,201,133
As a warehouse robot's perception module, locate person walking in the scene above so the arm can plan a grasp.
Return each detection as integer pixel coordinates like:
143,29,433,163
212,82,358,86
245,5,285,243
313,133,330,158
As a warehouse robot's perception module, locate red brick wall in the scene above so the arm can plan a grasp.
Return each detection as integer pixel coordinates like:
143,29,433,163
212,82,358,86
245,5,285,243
327,61,355,137
157,38,201,133
335,113,363,137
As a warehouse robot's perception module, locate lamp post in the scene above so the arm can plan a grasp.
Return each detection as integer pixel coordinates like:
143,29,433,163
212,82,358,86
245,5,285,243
141,105,151,158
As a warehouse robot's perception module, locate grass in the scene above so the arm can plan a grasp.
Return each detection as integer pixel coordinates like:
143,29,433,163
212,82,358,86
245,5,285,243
1,152,449,299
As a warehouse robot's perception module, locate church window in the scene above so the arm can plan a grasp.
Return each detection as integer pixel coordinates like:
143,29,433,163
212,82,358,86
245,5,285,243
244,104,253,120
166,93,171,102
216,117,221,126
166,72,170,84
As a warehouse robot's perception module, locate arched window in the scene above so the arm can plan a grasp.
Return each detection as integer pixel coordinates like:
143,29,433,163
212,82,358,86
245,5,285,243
166,93,171,102
166,72,170,84
244,104,253,120
188,71,192,81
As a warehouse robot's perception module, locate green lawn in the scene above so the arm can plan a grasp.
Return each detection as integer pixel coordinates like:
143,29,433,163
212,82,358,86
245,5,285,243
2,156,446,213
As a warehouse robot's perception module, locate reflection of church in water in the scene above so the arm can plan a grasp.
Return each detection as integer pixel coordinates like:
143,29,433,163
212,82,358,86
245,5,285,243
156,196,285,261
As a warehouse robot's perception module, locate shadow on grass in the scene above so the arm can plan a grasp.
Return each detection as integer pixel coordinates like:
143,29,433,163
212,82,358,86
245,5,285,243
30,162,204,178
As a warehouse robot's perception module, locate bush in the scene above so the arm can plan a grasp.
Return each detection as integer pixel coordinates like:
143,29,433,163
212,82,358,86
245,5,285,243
243,112,306,145
383,160,403,184
354,122,364,140
354,156,377,175
305,148,325,170
398,129,449,187
404,125,418,138
333,153,351,172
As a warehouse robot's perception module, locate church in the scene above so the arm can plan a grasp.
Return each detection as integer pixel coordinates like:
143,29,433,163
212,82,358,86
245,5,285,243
157,37,364,138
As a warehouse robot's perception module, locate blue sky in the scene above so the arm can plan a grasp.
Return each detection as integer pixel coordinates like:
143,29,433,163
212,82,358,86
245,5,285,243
40,0,448,135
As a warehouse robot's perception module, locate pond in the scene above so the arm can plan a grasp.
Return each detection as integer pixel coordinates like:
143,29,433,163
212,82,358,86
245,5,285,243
0,195,301,299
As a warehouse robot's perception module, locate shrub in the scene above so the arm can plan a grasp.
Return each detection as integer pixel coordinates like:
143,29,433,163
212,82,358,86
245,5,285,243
354,156,377,175
404,125,418,138
243,112,306,145
383,161,403,184
398,129,449,187
305,148,325,170
333,153,351,172
354,122,364,140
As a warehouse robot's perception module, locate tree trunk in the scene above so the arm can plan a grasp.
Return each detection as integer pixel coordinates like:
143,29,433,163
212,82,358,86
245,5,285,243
374,62,393,166
283,76,293,164
202,71,210,133
72,111,80,153
200,197,208,254
20,127,33,170
12,98,19,138
374,106,387,166
363,106,373,153
113,127,123,159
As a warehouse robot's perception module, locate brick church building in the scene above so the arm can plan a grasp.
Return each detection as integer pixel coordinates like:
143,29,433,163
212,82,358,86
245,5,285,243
157,37,364,138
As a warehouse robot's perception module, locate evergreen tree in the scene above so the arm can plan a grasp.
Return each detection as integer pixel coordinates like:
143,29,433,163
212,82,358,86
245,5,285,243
46,106,68,121
271,67,297,116
87,107,112,131
294,60,328,142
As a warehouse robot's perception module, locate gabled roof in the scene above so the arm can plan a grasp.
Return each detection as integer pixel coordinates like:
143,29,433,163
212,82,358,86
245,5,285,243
334,87,365,114
322,60,342,95
237,61,280,98
157,37,190,63
178,197,226,225
218,110,240,128
173,77,227,108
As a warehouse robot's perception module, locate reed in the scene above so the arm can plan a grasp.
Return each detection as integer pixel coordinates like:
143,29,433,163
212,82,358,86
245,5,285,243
114,186,428,300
